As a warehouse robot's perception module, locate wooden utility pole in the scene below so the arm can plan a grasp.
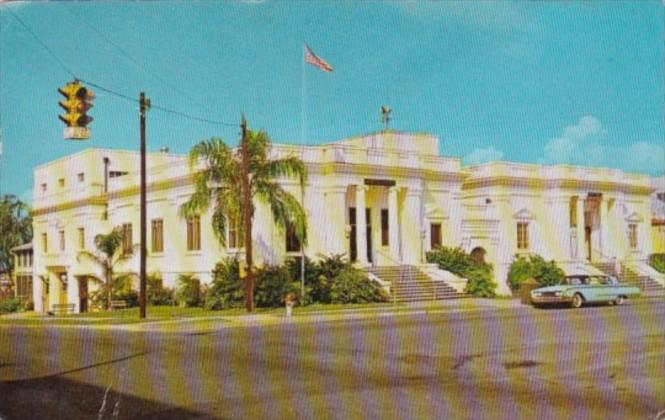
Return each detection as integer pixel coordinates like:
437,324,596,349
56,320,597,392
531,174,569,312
139,92,149,319
240,115,254,312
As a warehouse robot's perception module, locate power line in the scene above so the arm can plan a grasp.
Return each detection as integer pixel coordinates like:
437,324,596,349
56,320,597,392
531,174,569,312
6,8,77,79
80,78,237,126
6,9,238,128
64,5,217,113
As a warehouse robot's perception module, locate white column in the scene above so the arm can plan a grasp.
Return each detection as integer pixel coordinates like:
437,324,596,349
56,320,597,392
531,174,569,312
576,196,585,261
599,198,608,259
401,188,423,264
32,274,44,313
355,185,368,265
388,186,400,263
67,273,80,313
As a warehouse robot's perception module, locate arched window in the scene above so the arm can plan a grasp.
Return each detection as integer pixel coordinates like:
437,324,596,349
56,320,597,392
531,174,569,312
470,247,486,265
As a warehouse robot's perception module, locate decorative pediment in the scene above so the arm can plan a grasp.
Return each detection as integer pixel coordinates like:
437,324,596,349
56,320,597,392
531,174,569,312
625,212,643,223
426,207,448,220
513,208,535,221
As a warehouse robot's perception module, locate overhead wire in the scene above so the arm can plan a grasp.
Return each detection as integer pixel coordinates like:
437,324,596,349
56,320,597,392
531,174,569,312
6,7,238,128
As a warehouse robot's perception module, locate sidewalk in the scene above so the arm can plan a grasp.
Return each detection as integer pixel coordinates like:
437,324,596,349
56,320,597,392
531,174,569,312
2,296,660,333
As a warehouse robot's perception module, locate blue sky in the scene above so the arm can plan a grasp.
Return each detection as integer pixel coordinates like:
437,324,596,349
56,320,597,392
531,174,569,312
1,1,663,204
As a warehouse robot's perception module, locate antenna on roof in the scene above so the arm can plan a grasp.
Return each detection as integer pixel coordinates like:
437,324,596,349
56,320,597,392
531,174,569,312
380,106,392,131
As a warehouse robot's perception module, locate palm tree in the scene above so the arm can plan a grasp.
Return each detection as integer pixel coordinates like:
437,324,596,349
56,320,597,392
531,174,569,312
182,121,307,312
77,227,134,310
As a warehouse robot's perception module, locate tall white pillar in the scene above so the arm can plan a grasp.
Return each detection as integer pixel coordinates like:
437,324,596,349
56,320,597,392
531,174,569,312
401,188,423,264
599,198,608,260
67,273,79,313
388,186,400,264
576,196,585,261
355,185,368,265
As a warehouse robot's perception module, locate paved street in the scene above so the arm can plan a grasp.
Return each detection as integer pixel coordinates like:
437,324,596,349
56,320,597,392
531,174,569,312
1,300,664,420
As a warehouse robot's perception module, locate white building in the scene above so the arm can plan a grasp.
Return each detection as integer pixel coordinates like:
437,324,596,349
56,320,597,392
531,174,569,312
29,131,663,312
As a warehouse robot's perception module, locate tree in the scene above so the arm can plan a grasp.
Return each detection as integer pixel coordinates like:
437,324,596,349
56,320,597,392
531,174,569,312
77,227,134,310
181,122,307,312
0,195,32,275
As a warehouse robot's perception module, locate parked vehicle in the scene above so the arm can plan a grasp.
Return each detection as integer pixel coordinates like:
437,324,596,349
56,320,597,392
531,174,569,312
530,275,640,308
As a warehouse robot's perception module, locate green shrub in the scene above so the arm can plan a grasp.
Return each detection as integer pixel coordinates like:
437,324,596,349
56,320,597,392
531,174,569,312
0,297,21,314
463,266,497,298
286,253,354,304
254,265,300,307
649,254,665,274
329,267,388,304
147,274,175,306
205,258,244,310
112,275,139,307
507,255,565,293
426,246,497,298
177,274,201,307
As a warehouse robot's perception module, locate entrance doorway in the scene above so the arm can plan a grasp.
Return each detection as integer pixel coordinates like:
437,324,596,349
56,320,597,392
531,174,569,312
470,247,486,265
348,207,372,263
78,277,88,313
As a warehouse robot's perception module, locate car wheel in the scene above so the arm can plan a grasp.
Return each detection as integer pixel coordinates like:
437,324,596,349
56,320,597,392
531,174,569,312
615,296,626,306
571,293,584,309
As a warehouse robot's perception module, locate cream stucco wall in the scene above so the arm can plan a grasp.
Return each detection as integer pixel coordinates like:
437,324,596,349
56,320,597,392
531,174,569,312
29,132,658,311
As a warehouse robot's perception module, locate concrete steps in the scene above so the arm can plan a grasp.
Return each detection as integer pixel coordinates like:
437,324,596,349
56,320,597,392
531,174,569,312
366,265,467,303
592,261,665,296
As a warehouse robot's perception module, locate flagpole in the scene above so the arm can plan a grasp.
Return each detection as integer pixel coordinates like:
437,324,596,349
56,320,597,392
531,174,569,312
300,45,306,305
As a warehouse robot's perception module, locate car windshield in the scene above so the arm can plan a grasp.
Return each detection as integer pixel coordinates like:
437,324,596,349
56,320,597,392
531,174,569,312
562,276,610,285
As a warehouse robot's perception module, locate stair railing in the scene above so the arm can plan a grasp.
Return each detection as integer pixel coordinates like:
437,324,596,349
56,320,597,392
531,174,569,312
374,248,403,305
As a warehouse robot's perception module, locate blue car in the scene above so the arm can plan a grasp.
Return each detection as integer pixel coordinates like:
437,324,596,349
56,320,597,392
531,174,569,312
530,275,641,308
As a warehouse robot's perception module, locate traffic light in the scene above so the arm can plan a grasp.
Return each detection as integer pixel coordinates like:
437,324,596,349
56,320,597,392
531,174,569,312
58,80,94,140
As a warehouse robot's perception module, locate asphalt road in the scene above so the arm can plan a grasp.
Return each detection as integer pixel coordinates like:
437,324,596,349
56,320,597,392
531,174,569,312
1,301,664,420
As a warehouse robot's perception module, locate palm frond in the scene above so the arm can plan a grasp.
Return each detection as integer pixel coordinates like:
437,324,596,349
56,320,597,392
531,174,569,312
255,156,307,188
254,181,308,246
77,250,109,270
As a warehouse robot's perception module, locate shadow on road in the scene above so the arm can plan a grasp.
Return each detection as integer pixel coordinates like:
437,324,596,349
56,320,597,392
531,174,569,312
0,372,208,420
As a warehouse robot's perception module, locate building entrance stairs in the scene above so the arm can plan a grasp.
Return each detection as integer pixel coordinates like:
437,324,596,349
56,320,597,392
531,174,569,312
591,261,665,296
365,265,467,303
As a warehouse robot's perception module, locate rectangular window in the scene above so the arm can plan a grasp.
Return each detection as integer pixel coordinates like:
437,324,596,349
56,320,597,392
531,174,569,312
381,209,389,246
122,223,133,254
286,222,301,253
151,219,164,253
58,178,65,188
28,253,32,267
42,233,48,253
16,254,21,268
431,223,442,249
517,222,529,250
77,172,85,182
227,214,241,249
59,230,65,251
657,192,665,202
78,228,85,250
41,183,47,193
628,224,638,249
569,198,577,228
187,216,201,251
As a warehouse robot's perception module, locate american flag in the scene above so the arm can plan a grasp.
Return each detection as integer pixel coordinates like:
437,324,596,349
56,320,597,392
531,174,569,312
304,45,333,73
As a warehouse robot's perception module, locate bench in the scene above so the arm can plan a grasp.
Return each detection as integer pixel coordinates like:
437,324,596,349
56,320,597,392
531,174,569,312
110,300,128,311
50,303,75,315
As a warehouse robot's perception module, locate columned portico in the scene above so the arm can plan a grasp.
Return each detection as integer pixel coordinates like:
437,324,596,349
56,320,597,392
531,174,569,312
355,185,368,266
388,186,400,263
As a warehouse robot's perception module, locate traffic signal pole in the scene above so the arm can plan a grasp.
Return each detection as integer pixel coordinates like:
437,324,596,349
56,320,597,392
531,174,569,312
139,92,149,319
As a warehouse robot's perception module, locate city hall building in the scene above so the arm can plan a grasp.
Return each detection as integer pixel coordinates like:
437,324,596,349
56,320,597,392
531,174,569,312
29,131,665,313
